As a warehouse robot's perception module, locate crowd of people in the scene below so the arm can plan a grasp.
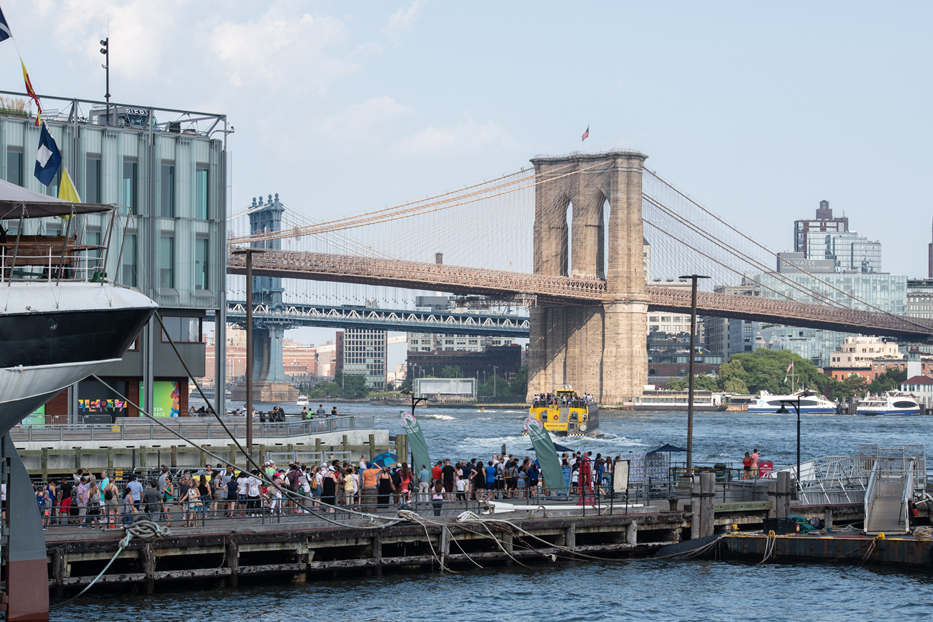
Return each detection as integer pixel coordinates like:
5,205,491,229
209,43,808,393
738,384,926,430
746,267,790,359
35,449,623,528
531,392,595,408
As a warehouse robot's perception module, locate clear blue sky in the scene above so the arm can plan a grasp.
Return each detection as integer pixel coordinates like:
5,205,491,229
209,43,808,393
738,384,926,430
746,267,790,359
2,1,930,351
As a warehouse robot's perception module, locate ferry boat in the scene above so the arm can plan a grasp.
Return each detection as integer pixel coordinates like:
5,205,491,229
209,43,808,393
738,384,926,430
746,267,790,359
527,386,599,436
633,389,726,412
296,395,309,407
748,390,838,415
857,392,921,416
0,186,157,436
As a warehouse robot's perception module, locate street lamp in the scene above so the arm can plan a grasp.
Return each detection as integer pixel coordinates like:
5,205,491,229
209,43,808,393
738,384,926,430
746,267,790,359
777,389,812,493
679,274,710,477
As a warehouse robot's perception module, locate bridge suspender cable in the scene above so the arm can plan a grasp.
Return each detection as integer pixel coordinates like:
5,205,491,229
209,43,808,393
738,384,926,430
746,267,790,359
645,169,933,332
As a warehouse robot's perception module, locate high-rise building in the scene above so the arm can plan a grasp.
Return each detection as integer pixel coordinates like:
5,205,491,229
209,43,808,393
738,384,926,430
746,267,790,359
338,328,387,389
793,201,882,273
704,278,762,358
757,201,906,367
928,219,932,278
1,97,228,423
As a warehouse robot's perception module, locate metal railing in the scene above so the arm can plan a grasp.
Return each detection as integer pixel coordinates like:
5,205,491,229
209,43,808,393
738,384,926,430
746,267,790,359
11,416,373,443
0,245,106,283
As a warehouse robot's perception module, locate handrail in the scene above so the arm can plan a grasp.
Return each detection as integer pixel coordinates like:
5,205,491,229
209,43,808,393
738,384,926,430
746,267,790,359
10,416,374,443
864,459,880,526
901,460,915,528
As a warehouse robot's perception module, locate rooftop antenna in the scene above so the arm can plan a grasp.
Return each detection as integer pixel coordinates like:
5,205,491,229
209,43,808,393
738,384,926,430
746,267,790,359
100,21,110,124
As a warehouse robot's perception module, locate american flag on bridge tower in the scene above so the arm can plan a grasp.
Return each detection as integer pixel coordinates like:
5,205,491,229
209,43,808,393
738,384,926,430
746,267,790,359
581,125,589,142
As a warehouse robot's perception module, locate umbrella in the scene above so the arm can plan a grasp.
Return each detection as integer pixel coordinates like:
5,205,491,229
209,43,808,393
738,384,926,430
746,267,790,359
526,442,575,453
371,452,399,467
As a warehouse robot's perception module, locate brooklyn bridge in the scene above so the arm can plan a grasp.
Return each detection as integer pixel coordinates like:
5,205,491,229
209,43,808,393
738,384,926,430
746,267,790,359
226,151,933,403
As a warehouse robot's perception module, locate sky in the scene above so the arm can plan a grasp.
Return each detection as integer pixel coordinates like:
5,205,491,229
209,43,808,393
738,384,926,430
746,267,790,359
2,1,931,357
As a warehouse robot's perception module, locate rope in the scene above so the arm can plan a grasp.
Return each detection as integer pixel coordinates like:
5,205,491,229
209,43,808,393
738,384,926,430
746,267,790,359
758,530,777,564
912,526,932,541
49,520,170,609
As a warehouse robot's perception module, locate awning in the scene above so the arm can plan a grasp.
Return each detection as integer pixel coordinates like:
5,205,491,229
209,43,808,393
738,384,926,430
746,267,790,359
0,178,113,220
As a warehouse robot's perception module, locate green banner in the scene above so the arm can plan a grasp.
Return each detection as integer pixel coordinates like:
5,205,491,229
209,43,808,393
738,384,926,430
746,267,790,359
524,417,566,494
139,381,181,417
401,411,431,472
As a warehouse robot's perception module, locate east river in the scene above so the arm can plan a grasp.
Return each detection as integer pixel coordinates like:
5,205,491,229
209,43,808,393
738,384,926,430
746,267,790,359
54,405,933,621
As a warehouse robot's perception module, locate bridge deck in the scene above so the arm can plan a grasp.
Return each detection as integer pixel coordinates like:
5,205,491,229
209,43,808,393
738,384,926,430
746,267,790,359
228,250,933,340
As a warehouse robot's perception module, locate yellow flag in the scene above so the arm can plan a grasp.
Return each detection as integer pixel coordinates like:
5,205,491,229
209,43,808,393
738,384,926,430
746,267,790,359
57,165,81,220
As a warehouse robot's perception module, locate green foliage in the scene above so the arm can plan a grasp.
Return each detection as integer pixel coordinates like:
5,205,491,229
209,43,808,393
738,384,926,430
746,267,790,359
308,371,370,399
867,367,907,394
666,375,719,391
440,365,463,378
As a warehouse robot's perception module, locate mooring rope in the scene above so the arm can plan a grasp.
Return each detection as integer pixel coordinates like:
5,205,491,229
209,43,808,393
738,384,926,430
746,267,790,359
49,520,170,609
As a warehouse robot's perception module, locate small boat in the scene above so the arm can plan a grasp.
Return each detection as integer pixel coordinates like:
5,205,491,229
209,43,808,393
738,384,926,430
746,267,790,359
857,392,921,416
527,386,599,436
296,395,309,407
748,390,838,415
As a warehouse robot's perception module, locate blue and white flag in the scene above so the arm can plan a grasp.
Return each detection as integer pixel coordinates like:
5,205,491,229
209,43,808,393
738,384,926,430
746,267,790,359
0,7,12,43
35,123,61,186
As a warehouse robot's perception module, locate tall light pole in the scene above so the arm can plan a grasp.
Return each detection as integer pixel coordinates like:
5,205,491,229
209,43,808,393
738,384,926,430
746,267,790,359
99,38,110,125
679,274,710,477
232,247,267,455
777,390,810,493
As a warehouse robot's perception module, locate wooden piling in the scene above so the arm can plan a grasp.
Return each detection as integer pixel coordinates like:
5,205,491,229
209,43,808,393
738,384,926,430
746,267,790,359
141,543,155,594
776,472,791,519
226,539,239,588
699,472,715,537
372,535,382,576
690,481,701,540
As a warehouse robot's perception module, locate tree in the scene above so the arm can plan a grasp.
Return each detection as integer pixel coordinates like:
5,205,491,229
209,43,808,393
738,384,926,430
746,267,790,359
868,367,907,394
666,374,719,392
440,365,463,378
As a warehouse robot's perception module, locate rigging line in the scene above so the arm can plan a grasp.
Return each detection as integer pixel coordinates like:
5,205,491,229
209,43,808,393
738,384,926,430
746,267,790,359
643,218,799,303
229,169,538,244
261,163,613,242
644,170,932,330
643,194,847,309
88,374,403,530
231,162,602,245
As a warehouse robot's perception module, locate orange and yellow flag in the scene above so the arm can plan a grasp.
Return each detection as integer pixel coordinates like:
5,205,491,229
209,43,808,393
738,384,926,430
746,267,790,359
21,60,41,126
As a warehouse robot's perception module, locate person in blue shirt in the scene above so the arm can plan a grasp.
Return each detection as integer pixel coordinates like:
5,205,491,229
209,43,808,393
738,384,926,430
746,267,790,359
484,461,497,500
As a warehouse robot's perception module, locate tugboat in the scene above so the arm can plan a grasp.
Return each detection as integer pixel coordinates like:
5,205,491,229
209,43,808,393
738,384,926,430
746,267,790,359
527,386,599,436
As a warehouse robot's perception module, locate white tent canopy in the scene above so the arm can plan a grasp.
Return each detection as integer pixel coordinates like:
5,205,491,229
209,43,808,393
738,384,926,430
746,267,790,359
0,178,111,220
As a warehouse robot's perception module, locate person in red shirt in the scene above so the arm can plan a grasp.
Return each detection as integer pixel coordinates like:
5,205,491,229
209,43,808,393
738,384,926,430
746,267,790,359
432,461,443,485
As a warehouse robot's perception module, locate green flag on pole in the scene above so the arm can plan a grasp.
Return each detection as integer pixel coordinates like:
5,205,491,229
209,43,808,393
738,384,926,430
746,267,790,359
401,411,431,472
524,417,565,494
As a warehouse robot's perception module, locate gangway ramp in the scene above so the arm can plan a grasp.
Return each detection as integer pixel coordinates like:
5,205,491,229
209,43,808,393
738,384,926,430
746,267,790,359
863,454,915,535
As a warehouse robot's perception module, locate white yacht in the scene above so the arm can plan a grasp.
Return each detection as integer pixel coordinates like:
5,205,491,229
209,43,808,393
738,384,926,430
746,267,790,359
748,390,838,415
296,395,309,407
0,183,156,436
857,393,921,417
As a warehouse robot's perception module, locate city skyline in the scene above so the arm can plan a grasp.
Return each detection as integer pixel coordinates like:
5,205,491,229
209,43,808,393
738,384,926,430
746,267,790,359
0,1,929,279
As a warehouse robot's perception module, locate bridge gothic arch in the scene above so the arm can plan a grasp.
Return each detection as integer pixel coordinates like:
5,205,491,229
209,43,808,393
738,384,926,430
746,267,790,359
528,151,649,404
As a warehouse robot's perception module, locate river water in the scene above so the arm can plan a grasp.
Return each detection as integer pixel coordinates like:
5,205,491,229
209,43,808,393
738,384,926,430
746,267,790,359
56,405,933,621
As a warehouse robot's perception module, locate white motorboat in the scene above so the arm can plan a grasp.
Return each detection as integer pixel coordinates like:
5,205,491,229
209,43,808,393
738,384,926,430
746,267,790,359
857,392,921,417
748,390,838,415
296,395,309,407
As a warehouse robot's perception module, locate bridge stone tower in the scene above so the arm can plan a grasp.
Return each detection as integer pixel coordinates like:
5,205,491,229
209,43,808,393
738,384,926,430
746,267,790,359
527,151,649,404
231,194,298,403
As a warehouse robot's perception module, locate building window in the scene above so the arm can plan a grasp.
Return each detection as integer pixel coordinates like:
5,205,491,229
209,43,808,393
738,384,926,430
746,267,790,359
160,162,175,218
195,165,209,220
159,234,174,290
121,233,137,288
161,316,202,343
85,154,102,203
195,237,209,291
6,147,23,186
123,159,138,213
